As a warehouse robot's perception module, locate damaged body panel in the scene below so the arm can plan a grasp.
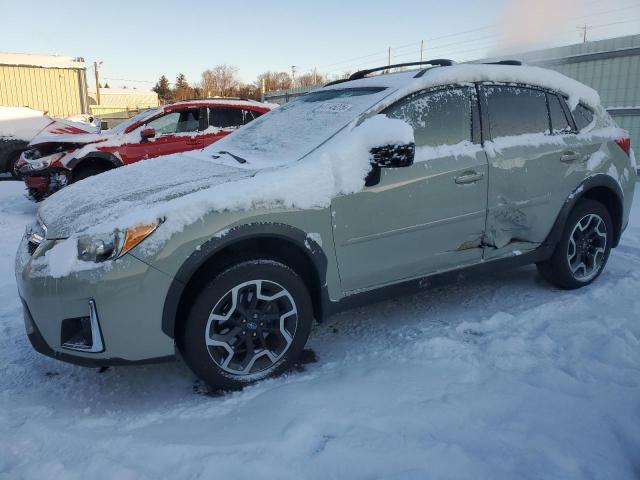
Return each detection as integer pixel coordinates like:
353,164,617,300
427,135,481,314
477,83,633,259
16,99,272,200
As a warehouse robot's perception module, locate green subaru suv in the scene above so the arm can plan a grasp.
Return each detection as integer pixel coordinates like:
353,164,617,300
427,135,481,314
16,60,636,390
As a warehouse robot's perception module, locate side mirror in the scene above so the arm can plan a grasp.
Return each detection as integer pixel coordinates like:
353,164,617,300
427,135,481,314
370,143,415,168
140,127,156,141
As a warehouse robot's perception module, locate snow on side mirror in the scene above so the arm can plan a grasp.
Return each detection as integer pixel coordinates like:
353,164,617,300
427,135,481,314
370,143,415,168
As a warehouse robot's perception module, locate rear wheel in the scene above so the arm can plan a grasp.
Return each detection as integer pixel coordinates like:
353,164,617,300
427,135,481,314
179,260,313,391
537,199,613,289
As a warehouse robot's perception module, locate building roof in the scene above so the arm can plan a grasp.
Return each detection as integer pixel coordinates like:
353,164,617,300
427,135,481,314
0,52,85,69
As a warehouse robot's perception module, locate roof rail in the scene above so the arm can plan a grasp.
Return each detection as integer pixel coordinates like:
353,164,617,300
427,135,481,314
484,60,522,66
350,59,454,80
324,59,454,87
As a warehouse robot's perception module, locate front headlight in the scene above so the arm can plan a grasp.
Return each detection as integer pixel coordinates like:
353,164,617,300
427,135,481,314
77,223,159,262
24,151,65,171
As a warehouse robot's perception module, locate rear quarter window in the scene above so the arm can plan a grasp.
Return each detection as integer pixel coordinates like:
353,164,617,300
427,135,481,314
572,104,594,131
243,109,263,124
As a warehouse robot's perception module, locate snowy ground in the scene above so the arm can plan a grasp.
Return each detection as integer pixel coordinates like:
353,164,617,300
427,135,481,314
1,179,639,480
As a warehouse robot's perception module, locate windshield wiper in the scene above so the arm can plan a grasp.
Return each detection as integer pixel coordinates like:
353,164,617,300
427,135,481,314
212,151,247,164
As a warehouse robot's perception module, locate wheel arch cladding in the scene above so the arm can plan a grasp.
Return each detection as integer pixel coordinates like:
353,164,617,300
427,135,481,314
162,223,328,339
547,174,624,249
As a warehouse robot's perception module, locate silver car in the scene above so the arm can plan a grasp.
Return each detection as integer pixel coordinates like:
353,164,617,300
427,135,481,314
16,60,636,390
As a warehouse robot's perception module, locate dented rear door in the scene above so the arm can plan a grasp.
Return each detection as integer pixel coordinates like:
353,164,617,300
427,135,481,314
479,84,593,259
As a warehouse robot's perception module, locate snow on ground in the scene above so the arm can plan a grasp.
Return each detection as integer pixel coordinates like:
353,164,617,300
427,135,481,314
1,179,639,479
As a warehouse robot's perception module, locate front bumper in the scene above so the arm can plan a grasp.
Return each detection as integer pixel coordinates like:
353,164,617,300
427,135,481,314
16,234,177,366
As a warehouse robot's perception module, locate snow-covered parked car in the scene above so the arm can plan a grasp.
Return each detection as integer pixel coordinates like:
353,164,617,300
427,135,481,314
0,107,51,178
16,60,636,391
16,98,272,200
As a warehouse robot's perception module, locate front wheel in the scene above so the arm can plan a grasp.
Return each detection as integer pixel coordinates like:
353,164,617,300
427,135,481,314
537,199,613,289
179,260,313,391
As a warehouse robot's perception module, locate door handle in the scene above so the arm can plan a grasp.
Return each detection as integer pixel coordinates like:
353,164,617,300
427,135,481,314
560,151,580,162
455,171,484,184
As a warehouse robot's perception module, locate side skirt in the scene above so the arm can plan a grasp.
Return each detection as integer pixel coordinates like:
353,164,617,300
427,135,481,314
322,244,555,318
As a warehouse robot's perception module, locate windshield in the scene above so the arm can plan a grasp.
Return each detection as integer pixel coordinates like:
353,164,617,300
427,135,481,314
207,87,392,164
107,107,162,134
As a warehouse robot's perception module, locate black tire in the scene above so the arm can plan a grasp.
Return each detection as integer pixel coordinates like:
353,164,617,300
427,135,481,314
72,166,107,183
179,260,313,391
537,198,613,289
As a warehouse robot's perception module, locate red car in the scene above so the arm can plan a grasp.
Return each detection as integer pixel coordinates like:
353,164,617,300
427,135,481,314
17,99,272,200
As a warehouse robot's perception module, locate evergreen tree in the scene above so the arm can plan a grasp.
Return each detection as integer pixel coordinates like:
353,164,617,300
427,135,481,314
152,75,172,101
173,73,193,101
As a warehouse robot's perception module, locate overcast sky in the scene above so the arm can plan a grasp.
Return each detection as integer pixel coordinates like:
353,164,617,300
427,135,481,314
1,0,638,89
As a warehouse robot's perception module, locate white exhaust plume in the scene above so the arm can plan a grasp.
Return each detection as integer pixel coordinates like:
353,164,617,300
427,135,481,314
492,0,581,55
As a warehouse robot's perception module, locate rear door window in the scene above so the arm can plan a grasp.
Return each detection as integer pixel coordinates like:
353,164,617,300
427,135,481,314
483,86,550,138
384,87,472,147
209,107,244,128
573,104,594,131
547,94,571,134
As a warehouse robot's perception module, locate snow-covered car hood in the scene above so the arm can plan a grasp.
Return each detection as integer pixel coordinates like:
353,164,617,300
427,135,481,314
38,152,256,238
29,117,102,146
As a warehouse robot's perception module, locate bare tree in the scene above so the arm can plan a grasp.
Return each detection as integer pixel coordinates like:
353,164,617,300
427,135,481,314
256,71,293,93
200,65,240,97
295,69,327,87
236,83,260,100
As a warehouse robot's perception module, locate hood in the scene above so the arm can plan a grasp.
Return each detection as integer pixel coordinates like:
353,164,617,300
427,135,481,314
29,117,102,146
38,151,256,238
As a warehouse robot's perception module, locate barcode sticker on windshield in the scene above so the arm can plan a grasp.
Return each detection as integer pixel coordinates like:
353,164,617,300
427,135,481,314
313,103,353,113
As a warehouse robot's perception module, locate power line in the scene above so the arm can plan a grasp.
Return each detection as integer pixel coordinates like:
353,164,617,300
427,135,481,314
310,3,640,73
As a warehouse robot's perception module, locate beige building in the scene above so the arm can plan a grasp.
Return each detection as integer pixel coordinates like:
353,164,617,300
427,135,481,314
0,52,89,117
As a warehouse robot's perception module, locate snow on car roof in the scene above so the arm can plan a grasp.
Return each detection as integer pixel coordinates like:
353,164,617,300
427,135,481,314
324,63,601,111
167,98,272,110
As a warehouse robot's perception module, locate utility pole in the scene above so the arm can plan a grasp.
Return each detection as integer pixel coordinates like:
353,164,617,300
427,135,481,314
93,61,101,105
388,47,391,66
291,65,297,86
261,77,266,102
577,24,591,43
420,40,424,62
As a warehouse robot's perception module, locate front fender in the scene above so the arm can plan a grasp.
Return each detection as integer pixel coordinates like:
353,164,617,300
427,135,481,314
157,222,328,338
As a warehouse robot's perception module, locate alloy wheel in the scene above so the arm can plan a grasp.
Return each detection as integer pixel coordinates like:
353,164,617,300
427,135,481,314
204,279,298,375
567,213,608,281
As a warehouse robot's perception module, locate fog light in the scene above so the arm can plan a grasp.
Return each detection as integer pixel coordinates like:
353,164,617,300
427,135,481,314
61,300,104,353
